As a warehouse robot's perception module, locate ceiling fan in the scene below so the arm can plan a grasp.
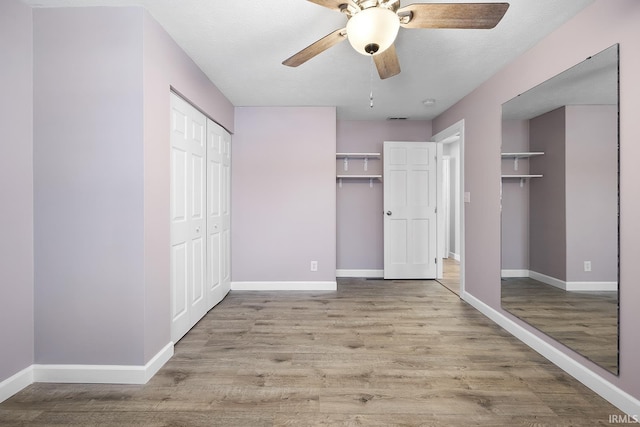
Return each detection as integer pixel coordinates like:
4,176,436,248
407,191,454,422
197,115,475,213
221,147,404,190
283,1,510,79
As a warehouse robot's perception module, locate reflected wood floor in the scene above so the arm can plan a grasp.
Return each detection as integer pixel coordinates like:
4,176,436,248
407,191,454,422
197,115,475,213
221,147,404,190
0,279,626,426
501,277,618,373
437,258,461,296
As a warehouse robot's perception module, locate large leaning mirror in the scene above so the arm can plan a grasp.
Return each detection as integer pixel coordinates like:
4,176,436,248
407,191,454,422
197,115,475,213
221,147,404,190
500,44,619,375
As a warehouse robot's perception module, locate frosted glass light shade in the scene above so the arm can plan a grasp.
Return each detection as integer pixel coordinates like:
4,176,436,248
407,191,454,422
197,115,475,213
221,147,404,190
346,7,400,55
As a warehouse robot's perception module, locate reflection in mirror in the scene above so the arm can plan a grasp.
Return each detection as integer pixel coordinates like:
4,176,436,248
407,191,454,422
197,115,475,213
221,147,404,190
500,44,619,375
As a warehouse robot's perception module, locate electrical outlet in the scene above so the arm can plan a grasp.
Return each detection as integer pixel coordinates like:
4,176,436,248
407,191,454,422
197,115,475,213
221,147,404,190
584,261,592,272
310,261,318,272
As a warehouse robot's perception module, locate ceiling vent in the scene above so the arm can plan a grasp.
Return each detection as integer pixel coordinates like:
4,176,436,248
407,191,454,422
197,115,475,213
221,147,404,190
387,117,408,120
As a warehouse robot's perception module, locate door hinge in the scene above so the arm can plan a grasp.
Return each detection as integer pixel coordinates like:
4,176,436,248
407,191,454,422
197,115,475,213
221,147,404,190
435,257,437,264
435,207,437,214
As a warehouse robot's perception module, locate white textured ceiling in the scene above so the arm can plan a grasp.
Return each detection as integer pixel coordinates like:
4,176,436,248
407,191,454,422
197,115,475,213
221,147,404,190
503,44,618,120
23,0,595,120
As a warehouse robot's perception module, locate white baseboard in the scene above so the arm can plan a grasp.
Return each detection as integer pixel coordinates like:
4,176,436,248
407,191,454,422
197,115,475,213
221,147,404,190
0,365,34,403
462,291,640,417
565,281,618,292
449,252,461,262
336,269,384,278
0,342,174,403
502,269,617,292
501,269,529,278
34,342,174,385
231,281,337,291
528,270,567,290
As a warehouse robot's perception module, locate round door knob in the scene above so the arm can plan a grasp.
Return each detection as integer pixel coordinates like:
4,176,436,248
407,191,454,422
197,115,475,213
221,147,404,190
386,211,392,216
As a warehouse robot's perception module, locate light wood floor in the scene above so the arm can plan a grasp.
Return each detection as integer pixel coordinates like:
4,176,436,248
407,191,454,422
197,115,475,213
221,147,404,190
501,277,618,374
0,279,626,426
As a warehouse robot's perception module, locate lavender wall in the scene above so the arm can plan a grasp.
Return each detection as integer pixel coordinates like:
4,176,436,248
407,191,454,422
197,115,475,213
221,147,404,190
232,107,336,283
0,0,34,383
336,120,431,271
501,120,530,270
433,0,640,399
34,7,146,365
33,7,234,366
565,105,618,282
529,108,567,280
141,11,234,360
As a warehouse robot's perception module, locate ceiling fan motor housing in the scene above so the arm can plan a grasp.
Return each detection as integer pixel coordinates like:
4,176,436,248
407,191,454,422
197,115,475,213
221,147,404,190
346,6,400,55
365,43,380,54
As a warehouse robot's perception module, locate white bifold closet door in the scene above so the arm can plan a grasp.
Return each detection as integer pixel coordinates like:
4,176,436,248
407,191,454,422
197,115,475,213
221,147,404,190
170,93,231,343
205,109,231,312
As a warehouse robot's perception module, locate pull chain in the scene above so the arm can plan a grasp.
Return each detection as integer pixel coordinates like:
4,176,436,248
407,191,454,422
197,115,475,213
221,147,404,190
369,53,374,108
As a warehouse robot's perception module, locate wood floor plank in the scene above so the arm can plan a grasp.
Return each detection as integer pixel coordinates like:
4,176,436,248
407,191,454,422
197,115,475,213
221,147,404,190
0,278,626,426
501,276,618,373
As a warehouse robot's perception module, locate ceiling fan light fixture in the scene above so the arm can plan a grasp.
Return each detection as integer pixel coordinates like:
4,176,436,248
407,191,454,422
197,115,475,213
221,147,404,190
346,7,400,56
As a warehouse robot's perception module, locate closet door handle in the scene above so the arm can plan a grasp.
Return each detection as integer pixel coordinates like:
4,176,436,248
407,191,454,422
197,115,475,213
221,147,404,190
386,211,392,216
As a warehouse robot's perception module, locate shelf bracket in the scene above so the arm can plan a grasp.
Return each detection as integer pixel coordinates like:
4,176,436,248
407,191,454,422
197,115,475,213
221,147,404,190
343,157,349,171
369,178,373,188
514,157,519,171
520,177,525,188
364,157,369,171
338,178,343,188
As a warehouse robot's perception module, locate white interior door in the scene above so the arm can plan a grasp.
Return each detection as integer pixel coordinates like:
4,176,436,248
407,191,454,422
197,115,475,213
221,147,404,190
383,141,438,279
170,94,208,341
206,118,231,308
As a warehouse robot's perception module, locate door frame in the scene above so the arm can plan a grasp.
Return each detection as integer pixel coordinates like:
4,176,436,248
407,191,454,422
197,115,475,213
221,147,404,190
431,120,466,297
441,155,451,259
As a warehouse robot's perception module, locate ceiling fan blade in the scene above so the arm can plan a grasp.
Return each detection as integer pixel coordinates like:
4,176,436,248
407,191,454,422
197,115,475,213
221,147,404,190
374,44,401,80
283,28,347,67
398,3,510,29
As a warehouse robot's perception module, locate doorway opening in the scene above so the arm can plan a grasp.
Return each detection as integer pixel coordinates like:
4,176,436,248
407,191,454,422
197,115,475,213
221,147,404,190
432,120,465,296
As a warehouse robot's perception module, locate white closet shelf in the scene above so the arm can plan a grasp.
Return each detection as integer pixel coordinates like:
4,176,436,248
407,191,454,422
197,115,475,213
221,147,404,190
502,174,543,188
337,153,381,173
501,152,544,158
337,175,382,179
337,174,381,188
336,152,381,158
501,152,544,172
